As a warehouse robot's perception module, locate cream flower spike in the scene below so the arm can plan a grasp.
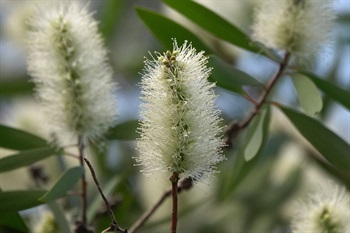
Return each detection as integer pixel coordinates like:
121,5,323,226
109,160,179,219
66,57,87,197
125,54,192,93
26,0,117,144
292,182,350,233
252,0,335,59
136,40,225,182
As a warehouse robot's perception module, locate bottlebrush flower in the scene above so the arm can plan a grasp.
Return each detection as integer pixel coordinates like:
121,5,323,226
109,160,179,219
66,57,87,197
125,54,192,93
292,182,350,233
252,0,335,58
26,1,117,144
136,40,225,181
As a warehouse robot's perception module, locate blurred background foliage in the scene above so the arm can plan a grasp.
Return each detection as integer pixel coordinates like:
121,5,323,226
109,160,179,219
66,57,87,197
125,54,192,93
0,0,349,233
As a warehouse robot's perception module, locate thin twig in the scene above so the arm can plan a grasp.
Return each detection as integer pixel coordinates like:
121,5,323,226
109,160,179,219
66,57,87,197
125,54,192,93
84,157,127,233
170,173,179,233
225,52,291,147
78,136,88,225
128,178,193,233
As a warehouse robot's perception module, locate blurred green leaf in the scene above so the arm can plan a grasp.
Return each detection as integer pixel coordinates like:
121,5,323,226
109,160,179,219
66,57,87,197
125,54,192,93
0,125,47,150
292,74,323,116
106,120,139,140
0,212,29,233
337,13,350,24
0,190,46,212
87,176,122,223
162,0,281,62
279,106,350,175
48,202,73,233
0,147,56,173
208,56,261,94
222,106,271,198
244,107,270,161
39,166,83,202
0,79,34,97
162,0,255,52
100,0,125,41
300,71,350,110
135,7,212,53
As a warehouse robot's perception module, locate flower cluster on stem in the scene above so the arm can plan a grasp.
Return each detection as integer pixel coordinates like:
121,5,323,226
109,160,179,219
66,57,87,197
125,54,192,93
252,0,335,60
136,40,225,182
26,0,117,145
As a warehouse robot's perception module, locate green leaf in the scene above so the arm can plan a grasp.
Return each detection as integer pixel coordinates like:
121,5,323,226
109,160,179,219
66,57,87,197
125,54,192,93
106,120,139,140
0,78,34,97
0,190,46,212
0,125,47,150
279,106,350,175
221,106,271,198
87,176,122,223
208,56,261,94
300,71,350,110
161,0,282,62
243,107,270,161
0,147,56,173
39,166,83,202
0,212,29,233
100,0,125,42
292,74,323,116
162,0,256,52
135,7,212,53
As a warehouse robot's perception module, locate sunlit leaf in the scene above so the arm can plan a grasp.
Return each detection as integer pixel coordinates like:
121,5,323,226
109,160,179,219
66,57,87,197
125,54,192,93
0,147,56,173
135,7,212,53
0,125,47,150
208,56,261,94
292,74,323,116
300,71,350,110
106,120,139,140
39,166,83,202
243,106,270,161
0,190,46,212
279,106,350,175
221,106,271,198
0,212,29,233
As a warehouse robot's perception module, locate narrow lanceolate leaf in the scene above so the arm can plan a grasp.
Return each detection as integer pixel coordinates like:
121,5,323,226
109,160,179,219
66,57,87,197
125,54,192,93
0,147,56,173
162,0,281,62
243,106,271,161
300,71,350,110
0,190,46,212
0,212,29,233
0,125,47,150
280,106,350,175
106,120,139,140
208,56,261,94
135,7,212,53
39,166,83,202
220,107,277,198
162,0,257,53
292,74,323,116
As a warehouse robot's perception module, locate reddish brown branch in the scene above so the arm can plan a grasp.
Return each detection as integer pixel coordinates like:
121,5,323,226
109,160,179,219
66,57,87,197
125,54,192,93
84,158,127,233
78,136,87,225
225,52,291,147
128,178,192,233
170,173,179,233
